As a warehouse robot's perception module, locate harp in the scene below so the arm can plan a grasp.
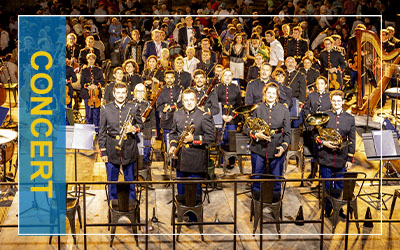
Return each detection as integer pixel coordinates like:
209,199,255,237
352,28,400,116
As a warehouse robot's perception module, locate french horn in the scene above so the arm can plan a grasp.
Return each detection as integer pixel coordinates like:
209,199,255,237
234,104,276,136
305,112,346,150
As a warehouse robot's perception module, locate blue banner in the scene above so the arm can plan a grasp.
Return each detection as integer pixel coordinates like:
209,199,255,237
19,16,66,235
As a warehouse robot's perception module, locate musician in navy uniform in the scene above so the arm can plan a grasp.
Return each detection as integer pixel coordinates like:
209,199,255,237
215,68,242,169
174,56,192,89
286,26,309,64
245,63,276,105
190,69,220,116
319,37,346,88
99,83,142,200
132,83,156,169
303,76,331,179
285,57,307,128
168,88,215,221
78,35,101,68
66,33,81,64
247,53,265,82
156,70,182,152
122,59,143,95
316,90,355,217
299,56,320,91
104,67,131,104
246,83,291,192
271,67,293,110
80,53,105,132
196,49,216,79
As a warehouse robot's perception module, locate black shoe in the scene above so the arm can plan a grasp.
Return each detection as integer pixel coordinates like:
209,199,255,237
339,209,347,219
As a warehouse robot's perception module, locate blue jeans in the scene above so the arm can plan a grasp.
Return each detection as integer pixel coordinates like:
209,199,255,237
106,161,136,200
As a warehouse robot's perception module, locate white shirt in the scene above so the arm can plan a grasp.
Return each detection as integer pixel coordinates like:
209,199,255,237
154,41,163,58
186,26,194,46
184,57,200,77
269,39,284,66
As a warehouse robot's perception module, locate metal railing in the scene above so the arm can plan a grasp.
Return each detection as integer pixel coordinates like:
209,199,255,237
1,177,400,250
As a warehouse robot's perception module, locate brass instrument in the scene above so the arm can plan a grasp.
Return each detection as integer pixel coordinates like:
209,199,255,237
305,112,347,150
115,107,134,150
171,120,195,159
233,104,277,136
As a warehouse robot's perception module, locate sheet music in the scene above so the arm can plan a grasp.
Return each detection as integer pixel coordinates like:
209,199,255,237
72,124,95,150
372,130,397,157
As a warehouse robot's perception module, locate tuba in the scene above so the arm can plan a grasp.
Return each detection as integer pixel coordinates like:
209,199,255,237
305,112,346,150
233,104,276,136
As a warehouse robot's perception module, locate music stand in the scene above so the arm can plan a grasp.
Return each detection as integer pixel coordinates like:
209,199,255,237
359,131,400,210
57,124,96,196
2,61,17,129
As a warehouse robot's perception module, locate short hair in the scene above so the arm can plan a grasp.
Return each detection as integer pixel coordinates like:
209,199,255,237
174,56,184,64
285,56,296,63
146,55,158,65
201,38,210,43
182,88,196,99
131,29,140,37
262,82,280,102
113,66,123,75
265,30,275,37
293,26,302,33
331,34,341,41
387,26,395,32
66,33,77,41
201,49,211,55
85,35,94,43
315,75,328,84
272,67,286,79
121,28,128,35
151,29,161,38
250,33,260,40
301,55,313,63
215,64,224,72
323,37,334,43
122,59,139,73
329,90,344,100
164,69,175,77
86,53,96,60
356,24,366,30
193,69,206,78
113,82,127,92
186,47,195,53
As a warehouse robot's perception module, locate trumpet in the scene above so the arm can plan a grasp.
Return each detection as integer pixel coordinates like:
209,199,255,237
115,107,134,151
171,120,195,159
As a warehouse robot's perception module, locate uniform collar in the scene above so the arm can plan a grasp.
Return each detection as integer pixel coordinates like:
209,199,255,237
114,101,126,109
332,108,343,115
166,84,174,88
265,102,277,108
185,108,196,114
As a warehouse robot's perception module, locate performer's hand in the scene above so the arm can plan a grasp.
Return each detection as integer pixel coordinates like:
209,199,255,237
102,156,108,163
151,137,156,145
225,115,233,123
328,67,337,73
345,161,353,170
169,146,176,155
88,84,96,90
184,133,193,143
255,132,270,141
126,124,136,134
323,141,338,149
274,146,285,157
151,77,159,84
142,117,146,123
144,80,152,86
163,104,171,113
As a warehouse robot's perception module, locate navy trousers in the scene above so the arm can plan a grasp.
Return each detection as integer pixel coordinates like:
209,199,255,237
251,152,285,192
84,99,100,132
106,161,136,200
320,164,346,214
